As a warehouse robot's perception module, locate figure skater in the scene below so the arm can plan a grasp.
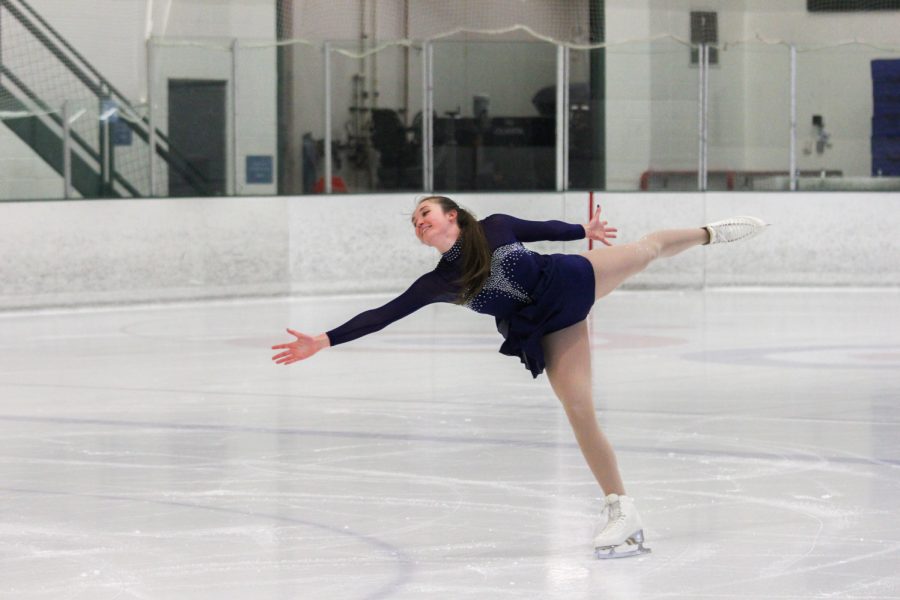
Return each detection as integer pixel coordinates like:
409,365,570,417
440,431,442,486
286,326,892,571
271,195,766,559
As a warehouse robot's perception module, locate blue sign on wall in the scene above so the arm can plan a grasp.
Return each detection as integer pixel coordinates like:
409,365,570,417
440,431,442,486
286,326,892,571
112,121,133,146
246,155,274,184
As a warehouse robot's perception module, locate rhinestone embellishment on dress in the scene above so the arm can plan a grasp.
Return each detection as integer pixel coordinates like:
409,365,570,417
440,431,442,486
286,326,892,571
466,242,532,312
442,239,462,262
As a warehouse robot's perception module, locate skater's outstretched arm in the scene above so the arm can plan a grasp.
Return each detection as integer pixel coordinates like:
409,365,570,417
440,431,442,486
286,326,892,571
271,270,455,365
492,206,617,246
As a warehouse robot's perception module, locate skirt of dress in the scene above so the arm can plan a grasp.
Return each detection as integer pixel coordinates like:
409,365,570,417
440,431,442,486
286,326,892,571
495,253,595,378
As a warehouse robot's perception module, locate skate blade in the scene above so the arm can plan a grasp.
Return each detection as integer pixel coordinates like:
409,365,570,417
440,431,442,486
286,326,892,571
594,531,652,560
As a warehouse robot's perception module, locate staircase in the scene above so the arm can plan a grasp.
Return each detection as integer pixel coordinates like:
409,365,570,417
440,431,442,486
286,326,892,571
0,0,212,198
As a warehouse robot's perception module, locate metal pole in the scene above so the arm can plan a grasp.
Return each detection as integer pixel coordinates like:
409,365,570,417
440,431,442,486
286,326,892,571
422,41,434,192
587,191,594,251
147,37,157,197
702,43,709,191
697,44,706,191
421,43,428,191
555,45,570,192
563,46,570,191
789,44,798,192
324,42,333,193
427,41,434,192
556,45,564,191
231,38,239,195
697,43,709,191
63,101,72,199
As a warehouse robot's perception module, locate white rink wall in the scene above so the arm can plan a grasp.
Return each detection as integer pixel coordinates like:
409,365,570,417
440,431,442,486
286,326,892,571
0,192,898,310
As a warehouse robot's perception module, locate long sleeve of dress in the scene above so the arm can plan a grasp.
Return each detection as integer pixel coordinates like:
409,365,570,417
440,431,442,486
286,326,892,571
325,270,457,347
489,214,586,243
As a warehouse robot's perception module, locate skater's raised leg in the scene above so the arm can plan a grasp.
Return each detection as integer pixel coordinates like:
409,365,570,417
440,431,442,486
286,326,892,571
579,215,768,300
580,228,708,300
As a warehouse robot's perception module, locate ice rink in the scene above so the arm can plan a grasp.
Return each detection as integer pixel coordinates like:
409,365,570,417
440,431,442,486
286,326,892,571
1,289,898,599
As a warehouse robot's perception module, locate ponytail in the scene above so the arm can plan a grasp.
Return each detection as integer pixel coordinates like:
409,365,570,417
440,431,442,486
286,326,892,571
417,196,491,305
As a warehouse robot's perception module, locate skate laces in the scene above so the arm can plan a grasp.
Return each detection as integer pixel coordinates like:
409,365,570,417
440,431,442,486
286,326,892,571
710,216,767,243
718,221,743,240
600,493,617,518
599,494,627,534
608,506,627,530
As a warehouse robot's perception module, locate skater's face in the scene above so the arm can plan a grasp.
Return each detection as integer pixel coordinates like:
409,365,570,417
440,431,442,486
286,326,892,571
412,199,458,247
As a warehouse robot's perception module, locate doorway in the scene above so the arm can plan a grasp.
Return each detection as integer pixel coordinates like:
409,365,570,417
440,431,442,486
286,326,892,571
168,79,227,196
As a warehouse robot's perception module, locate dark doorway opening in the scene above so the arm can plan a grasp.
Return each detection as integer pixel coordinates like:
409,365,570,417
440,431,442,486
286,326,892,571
168,79,227,196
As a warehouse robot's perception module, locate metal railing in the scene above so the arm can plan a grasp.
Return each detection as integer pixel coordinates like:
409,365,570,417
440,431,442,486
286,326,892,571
0,0,212,197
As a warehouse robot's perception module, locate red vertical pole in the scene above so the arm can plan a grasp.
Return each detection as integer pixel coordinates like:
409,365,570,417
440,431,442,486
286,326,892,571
588,191,594,251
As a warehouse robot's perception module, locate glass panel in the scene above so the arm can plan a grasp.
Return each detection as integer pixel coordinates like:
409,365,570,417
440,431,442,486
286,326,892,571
432,40,557,192
603,38,700,191
797,43,900,190
371,44,422,192
568,47,603,190
150,41,234,197
281,42,325,194
105,98,153,199
708,42,791,191
321,43,421,194
236,41,278,196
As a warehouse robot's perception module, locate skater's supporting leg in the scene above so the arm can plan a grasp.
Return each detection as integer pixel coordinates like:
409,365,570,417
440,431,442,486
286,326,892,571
543,321,650,558
543,320,625,496
580,228,708,300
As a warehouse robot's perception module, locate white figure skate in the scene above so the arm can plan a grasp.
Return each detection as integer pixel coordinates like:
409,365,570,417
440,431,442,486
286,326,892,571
593,494,651,559
704,216,768,245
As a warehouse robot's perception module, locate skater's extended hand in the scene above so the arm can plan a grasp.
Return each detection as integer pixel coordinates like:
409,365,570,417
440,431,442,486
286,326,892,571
271,329,329,365
584,205,618,246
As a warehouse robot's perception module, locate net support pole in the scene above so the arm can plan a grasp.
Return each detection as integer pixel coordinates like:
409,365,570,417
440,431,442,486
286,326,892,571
555,44,570,192
422,41,434,192
62,101,73,199
324,41,333,194
697,43,709,191
147,37,157,197
703,44,709,191
789,44,798,192
697,43,704,191
230,38,239,195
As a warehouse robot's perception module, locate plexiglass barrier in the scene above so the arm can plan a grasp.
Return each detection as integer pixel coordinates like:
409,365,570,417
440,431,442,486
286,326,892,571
4,34,900,200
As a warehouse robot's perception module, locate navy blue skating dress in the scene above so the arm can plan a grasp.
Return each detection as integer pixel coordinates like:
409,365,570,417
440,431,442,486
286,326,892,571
326,214,596,378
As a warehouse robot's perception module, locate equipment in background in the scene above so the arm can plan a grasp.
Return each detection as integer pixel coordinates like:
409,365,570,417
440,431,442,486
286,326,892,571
872,59,900,176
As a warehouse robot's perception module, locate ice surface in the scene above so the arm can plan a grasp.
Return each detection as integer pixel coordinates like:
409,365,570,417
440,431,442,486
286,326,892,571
1,290,898,599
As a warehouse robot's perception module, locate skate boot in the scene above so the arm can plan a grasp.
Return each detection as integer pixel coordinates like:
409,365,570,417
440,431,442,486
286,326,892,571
593,494,651,559
704,216,768,245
